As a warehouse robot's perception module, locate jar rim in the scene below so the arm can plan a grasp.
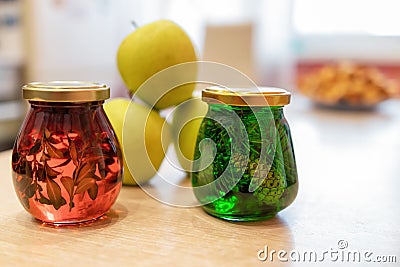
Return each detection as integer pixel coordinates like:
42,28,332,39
22,81,110,102
202,86,291,106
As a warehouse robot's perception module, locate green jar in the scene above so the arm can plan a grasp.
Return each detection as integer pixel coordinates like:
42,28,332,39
191,87,298,221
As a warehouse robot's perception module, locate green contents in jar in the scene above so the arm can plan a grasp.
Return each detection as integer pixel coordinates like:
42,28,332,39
192,103,298,222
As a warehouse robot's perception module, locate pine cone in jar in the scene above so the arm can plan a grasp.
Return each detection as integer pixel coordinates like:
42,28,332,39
252,164,287,205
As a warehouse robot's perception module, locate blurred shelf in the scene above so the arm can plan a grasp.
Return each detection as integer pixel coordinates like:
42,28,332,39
0,100,24,150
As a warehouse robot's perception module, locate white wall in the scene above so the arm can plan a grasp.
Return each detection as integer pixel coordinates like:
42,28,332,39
24,0,134,96
24,0,296,93
24,0,202,97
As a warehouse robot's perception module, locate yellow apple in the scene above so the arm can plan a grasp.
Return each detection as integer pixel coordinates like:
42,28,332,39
104,98,171,185
117,19,198,110
171,98,208,172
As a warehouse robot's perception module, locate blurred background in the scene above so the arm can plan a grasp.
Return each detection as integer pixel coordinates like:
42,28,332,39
1,0,400,150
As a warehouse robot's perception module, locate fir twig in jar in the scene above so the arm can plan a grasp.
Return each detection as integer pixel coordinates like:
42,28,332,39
191,87,298,221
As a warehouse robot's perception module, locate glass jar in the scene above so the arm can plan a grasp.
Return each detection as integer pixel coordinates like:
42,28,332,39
11,81,123,225
191,87,298,221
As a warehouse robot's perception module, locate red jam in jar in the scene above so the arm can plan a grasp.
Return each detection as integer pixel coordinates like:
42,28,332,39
11,81,123,225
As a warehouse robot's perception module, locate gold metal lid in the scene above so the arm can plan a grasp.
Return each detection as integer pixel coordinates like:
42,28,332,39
202,86,291,106
22,81,110,102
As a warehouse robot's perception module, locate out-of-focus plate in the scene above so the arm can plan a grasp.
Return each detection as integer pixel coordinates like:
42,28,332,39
309,92,400,111
312,99,381,111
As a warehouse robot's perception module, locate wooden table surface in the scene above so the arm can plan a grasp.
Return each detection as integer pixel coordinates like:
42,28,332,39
0,95,399,266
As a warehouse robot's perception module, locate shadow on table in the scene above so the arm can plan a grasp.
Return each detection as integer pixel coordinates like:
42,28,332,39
187,208,295,264
16,202,129,232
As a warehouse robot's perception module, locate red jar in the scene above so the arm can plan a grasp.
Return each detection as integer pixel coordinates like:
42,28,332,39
12,81,123,225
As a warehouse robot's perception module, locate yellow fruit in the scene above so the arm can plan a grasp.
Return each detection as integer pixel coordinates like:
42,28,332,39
171,98,208,172
104,98,171,185
117,19,197,110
